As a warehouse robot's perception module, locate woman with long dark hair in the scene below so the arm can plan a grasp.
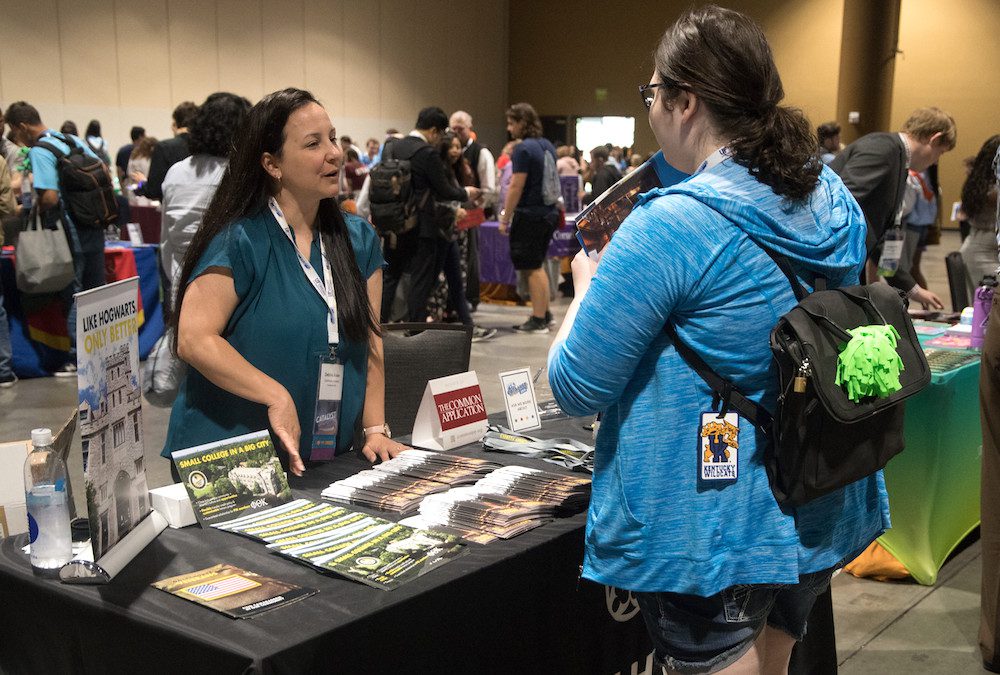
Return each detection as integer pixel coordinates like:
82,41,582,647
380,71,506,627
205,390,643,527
160,92,250,314
161,88,403,475
425,133,496,340
548,7,887,673
959,135,1000,295
85,119,111,165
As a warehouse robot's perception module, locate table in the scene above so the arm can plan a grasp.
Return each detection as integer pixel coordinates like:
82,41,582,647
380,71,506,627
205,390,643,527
120,204,162,244
874,346,982,584
478,217,581,287
0,415,654,675
1,242,164,378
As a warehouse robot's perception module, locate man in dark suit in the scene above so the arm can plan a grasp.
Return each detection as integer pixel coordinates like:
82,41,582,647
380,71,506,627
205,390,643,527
830,107,955,308
379,107,480,322
137,101,197,200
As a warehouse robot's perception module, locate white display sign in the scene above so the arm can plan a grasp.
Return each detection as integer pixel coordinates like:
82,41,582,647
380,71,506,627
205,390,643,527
125,223,144,246
75,277,150,560
498,367,541,433
411,371,489,450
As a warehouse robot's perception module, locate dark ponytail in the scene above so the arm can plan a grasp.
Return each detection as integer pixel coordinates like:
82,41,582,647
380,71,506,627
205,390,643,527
171,88,377,353
960,135,1000,224
654,5,821,201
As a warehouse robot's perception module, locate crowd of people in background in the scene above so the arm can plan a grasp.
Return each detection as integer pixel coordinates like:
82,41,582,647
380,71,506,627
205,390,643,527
0,86,997,390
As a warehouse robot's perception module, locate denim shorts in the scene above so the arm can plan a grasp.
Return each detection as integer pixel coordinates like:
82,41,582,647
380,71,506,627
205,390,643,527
633,568,834,674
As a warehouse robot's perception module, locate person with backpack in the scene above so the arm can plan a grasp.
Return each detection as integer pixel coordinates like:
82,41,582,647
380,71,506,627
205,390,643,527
84,120,112,166
367,106,480,323
499,102,560,334
5,101,118,376
547,7,888,673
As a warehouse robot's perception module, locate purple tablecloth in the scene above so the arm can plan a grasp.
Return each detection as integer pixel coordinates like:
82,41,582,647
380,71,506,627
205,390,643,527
478,216,581,285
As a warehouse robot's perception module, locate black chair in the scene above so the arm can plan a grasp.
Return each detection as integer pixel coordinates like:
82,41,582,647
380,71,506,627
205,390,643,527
945,251,970,311
380,323,473,439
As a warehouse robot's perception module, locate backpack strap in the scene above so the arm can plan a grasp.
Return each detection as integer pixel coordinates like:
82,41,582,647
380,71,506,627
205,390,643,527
664,323,773,431
34,133,84,161
664,241,825,430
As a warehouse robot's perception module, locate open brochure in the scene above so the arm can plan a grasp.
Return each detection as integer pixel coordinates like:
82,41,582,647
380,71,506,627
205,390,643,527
575,150,687,259
153,563,317,618
213,499,466,590
171,431,292,526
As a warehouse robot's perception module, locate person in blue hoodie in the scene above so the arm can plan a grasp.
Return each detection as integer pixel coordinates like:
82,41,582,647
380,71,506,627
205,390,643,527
548,6,889,674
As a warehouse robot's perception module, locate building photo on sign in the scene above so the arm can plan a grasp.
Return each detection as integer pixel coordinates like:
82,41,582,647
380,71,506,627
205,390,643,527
76,278,150,559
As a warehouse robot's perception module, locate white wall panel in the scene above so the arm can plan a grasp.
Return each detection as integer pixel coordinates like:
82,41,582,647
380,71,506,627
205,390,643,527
218,0,264,100
261,0,306,94
167,0,220,103
0,0,510,153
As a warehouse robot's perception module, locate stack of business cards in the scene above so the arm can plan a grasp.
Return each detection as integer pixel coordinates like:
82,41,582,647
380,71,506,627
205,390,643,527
409,486,557,541
321,449,502,515
472,465,591,512
320,470,451,516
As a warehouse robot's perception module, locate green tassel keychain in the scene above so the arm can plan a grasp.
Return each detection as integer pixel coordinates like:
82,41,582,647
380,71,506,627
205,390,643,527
835,324,905,402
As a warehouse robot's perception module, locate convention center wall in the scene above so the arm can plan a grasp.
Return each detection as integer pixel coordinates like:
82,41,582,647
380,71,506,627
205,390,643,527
510,0,1000,229
0,0,511,152
1,0,998,217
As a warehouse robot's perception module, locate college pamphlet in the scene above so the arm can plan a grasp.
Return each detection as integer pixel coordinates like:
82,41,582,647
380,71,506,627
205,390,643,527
213,499,466,590
172,431,293,526
153,563,317,618
403,464,592,543
575,150,687,259
321,448,501,515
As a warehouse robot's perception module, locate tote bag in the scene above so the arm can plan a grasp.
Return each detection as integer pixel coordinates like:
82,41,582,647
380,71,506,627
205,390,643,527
15,209,76,295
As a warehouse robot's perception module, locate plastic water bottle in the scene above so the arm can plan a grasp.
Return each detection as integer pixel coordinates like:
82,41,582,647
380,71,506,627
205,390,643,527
23,428,72,575
971,276,998,349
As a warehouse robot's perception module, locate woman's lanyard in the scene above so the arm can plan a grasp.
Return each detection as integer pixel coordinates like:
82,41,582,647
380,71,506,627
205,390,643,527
268,197,339,352
694,147,730,175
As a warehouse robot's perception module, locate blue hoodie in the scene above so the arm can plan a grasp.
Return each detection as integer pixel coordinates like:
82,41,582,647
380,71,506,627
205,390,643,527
548,157,890,595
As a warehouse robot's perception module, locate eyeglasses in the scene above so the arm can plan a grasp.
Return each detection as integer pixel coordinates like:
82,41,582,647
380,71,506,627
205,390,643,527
638,79,688,110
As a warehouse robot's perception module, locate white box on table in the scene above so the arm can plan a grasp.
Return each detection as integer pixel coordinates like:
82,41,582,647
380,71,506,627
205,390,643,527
149,483,197,529
0,441,31,537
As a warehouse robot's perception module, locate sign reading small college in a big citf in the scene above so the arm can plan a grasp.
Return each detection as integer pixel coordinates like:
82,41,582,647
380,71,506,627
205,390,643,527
411,372,488,450
499,367,541,433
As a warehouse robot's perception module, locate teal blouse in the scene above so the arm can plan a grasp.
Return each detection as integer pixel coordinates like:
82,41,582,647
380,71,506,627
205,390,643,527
161,208,384,461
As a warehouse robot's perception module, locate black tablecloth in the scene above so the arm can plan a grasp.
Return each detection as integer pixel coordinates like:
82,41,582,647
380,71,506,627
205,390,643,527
0,416,653,675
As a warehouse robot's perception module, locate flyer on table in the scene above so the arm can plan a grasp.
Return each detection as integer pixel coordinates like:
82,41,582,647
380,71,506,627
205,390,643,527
172,430,292,526
214,499,467,590
153,563,317,618
76,277,150,560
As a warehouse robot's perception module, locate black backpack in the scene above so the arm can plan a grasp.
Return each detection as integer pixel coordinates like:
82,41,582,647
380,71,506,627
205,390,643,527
668,244,930,507
368,140,420,236
35,133,118,229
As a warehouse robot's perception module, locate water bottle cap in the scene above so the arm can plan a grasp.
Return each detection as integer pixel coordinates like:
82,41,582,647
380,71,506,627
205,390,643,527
31,428,53,447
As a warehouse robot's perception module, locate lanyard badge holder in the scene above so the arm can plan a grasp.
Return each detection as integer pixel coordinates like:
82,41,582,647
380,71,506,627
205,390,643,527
269,198,344,461
877,212,906,278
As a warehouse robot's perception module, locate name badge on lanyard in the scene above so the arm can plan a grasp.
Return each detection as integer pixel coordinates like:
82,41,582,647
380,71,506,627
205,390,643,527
698,411,739,481
269,198,343,460
877,226,905,278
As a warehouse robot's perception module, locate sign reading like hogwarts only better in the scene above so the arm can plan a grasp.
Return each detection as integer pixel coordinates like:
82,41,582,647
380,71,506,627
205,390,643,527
411,372,489,450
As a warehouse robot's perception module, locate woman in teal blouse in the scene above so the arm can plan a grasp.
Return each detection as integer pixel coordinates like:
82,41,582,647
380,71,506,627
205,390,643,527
161,88,403,475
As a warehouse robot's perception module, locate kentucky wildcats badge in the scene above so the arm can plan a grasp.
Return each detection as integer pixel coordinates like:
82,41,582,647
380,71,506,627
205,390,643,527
698,412,739,481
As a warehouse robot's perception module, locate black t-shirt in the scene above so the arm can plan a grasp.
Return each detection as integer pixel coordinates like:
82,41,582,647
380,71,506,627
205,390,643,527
511,137,557,216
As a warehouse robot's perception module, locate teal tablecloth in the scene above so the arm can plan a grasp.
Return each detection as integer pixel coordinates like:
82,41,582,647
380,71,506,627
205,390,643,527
877,341,981,584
